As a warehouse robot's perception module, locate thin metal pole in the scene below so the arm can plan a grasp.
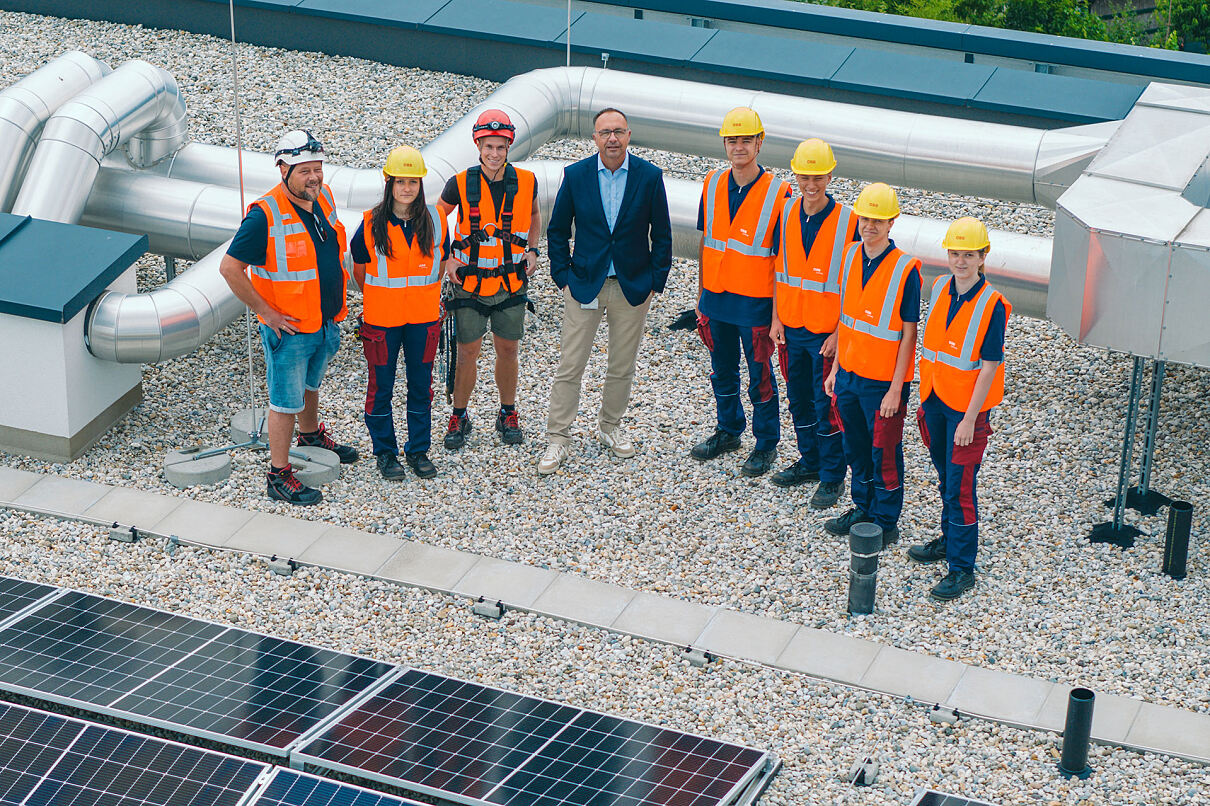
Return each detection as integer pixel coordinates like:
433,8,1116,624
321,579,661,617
566,0,571,66
1139,360,1166,494
229,0,260,442
1113,357,1145,530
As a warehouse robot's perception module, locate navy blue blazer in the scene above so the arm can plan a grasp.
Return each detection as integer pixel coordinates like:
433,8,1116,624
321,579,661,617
546,153,673,307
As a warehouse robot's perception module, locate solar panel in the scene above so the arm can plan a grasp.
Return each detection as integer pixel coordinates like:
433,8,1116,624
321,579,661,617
912,792,999,806
0,576,56,626
249,768,428,806
0,591,225,708
295,669,778,806
109,626,395,754
0,700,268,806
485,710,770,806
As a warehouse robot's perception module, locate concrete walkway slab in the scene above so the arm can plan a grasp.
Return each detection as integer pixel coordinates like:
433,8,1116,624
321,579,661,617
299,527,402,576
84,487,183,531
14,476,109,516
452,556,559,609
377,541,480,592
1035,686,1142,745
860,645,967,704
611,592,717,647
775,626,882,683
224,512,328,558
151,499,256,547
945,666,1054,726
695,609,798,666
0,466,41,501
1126,702,1210,760
530,574,636,630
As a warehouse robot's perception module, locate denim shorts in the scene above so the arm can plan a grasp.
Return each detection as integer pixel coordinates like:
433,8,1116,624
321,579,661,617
259,321,340,414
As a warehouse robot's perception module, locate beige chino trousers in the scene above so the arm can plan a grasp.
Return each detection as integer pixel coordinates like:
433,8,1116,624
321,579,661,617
546,277,652,445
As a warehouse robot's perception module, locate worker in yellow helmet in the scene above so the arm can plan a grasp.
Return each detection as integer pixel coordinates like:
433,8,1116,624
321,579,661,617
823,182,922,547
909,217,1010,601
350,145,451,480
692,106,793,477
768,138,858,508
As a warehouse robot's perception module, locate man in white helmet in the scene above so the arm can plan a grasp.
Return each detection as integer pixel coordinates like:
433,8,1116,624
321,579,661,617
219,129,358,505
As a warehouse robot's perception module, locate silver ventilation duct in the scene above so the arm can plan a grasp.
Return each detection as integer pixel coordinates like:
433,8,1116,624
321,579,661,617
0,51,110,211
11,59,186,223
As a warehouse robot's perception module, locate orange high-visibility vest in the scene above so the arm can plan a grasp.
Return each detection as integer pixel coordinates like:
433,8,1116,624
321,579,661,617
775,197,857,333
249,183,348,334
360,207,446,327
700,168,792,299
837,242,920,383
451,165,536,297
919,275,1010,412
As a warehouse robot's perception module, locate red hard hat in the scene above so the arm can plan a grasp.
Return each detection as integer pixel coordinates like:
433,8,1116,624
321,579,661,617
472,109,515,143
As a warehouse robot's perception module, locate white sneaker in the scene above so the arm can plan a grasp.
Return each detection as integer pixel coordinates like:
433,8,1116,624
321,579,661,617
537,442,570,475
599,426,635,458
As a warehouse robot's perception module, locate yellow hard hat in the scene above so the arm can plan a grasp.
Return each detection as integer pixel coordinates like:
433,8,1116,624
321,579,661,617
790,138,836,175
719,107,764,137
942,216,990,252
382,145,427,179
853,182,900,219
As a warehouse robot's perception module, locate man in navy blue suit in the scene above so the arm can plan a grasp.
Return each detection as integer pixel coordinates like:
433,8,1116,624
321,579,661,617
540,108,673,474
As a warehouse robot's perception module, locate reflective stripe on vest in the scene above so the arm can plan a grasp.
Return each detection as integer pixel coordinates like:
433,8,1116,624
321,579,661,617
839,248,915,342
775,199,853,292
702,171,782,258
258,193,314,280
364,205,443,289
920,278,999,371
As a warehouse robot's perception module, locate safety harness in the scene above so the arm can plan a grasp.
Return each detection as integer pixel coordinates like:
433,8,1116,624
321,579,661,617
447,165,533,314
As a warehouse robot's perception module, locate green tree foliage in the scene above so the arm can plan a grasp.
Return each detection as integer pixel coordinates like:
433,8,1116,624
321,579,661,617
1169,0,1210,50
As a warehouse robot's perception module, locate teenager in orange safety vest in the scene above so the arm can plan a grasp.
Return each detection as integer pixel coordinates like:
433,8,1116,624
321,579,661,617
692,106,793,477
768,139,858,508
351,146,450,482
908,217,1009,601
219,129,358,506
436,109,540,450
823,182,921,546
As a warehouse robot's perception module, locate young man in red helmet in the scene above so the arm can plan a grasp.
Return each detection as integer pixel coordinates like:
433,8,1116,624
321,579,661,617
437,109,541,449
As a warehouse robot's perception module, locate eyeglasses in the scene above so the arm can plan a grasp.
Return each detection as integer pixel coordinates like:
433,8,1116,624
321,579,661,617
276,130,325,159
309,208,327,243
595,128,629,138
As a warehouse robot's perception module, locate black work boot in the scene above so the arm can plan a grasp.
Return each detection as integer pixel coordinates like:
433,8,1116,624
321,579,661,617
444,412,472,450
690,429,741,461
376,453,407,481
770,461,819,488
908,537,947,564
740,448,777,477
824,507,873,536
297,423,359,464
809,480,842,510
405,451,438,479
495,408,524,445
267,464,322,506
930,568,976,601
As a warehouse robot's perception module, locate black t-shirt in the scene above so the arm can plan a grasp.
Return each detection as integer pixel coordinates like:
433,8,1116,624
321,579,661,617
227,198,344,322
440,168,538,215
350,211,451,264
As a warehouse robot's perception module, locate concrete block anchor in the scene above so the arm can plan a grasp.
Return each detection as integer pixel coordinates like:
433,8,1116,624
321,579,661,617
267,555,296,576
290,446,341,486
230,408,270,446
163,447,232,489
471,597,505,620
681,647,714,667
108,523,138,543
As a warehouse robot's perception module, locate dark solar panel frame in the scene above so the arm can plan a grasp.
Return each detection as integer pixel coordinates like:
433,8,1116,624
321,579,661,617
0,585,399,758
0,700,271,806
911,791,1000,806
0,576,61,632
293,668,779,806
245,768,430,806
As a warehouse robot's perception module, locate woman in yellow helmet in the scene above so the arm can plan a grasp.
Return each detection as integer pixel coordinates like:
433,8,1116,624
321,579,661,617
351,145,450,480
909,217,1011,601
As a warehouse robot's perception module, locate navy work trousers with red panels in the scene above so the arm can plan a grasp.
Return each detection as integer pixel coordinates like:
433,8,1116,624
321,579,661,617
919,393,991,573
361,320,441,457
697,316,780,451
778,326,845,482
835,368,908,531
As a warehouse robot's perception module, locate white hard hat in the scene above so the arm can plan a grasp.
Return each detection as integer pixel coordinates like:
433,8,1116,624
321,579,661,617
274,129,325,166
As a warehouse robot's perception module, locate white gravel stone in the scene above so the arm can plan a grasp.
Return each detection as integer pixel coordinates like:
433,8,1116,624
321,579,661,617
1,12,1209,802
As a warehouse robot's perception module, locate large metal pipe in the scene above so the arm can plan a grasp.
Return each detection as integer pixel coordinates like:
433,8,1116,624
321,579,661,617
11,59,186,223
0,51,110,212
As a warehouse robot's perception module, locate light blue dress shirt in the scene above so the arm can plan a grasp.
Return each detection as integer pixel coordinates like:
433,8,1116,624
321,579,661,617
597,152,629,278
